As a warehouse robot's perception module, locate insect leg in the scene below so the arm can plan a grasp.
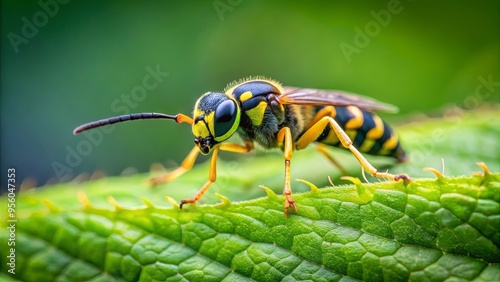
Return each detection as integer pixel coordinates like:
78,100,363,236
149,146,200,186
316,143,348,175
219,141,254,153
296,117,410,181
178,142,253,208
277,127,297,216
180,146,219,208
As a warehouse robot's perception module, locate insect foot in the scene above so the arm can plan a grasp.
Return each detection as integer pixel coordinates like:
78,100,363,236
283,189,297,217
394,173,411,183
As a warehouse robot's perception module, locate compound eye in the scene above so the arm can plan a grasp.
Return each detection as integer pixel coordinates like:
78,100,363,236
214,100,237,138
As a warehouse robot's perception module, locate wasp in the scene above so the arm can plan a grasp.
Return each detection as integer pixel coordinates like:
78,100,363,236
74,78,410,216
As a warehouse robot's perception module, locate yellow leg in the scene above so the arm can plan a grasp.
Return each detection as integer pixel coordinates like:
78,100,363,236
150,146,200,186
277,127,297,216
219,141,254,153
302,106,349,174
316,143,348,175
296,117,410,181
179,141,254,208
180,146,219,208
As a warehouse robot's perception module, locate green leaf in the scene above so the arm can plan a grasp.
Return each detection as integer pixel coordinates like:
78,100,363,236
2,174,499,281
1,109,499,281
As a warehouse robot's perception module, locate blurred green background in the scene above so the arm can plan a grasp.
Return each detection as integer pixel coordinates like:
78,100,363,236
1,0,498,191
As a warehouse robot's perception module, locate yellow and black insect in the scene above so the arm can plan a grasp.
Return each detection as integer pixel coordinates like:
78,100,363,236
73,77,410,216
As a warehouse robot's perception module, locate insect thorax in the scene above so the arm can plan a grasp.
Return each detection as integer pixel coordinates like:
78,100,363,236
226,79,301,148
238,103,306,149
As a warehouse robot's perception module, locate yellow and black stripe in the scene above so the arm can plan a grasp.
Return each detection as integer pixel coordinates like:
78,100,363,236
300,105,406,162
227,79,407,163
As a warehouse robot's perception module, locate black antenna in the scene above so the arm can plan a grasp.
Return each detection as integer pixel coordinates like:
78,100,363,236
73,113,178,135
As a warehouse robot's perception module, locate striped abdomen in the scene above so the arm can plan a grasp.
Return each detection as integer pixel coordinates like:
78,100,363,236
300,105,407,162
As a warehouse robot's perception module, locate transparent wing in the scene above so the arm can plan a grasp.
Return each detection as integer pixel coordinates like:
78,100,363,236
280,86,399,113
